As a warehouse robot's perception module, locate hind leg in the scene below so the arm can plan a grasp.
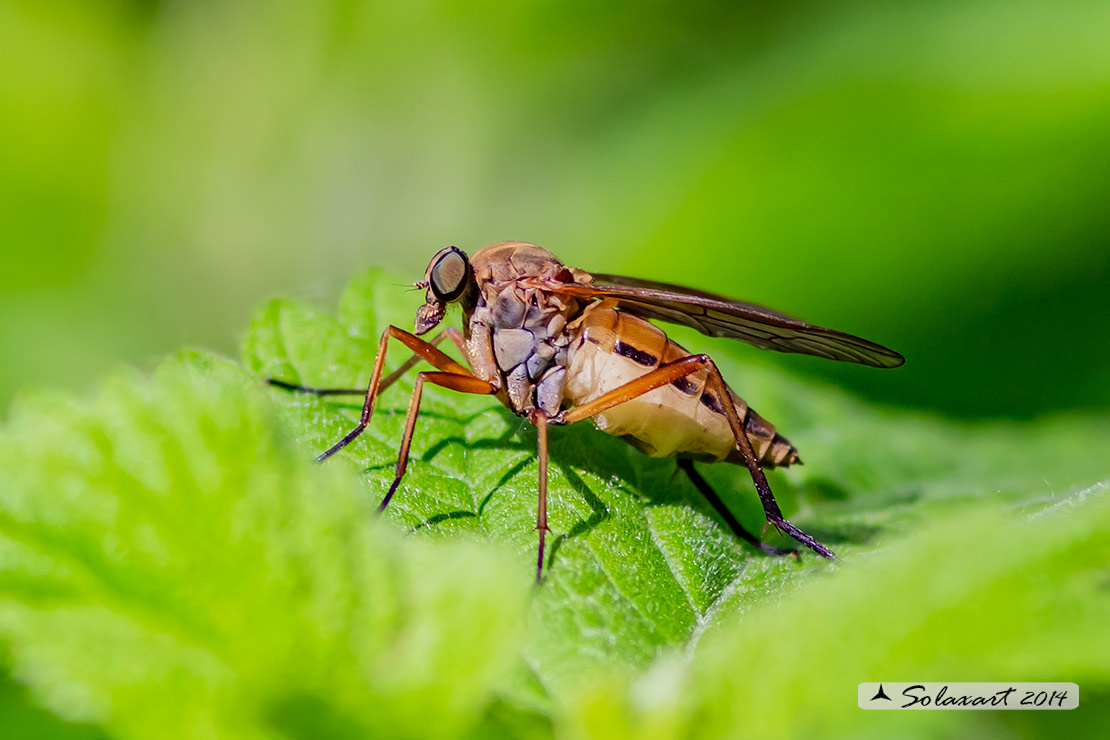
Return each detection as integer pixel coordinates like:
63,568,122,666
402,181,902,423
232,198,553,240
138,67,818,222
558,352,835,560
676,459,796,556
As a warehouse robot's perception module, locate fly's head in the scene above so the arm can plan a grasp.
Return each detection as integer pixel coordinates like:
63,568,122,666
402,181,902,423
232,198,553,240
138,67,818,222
414,246,474,334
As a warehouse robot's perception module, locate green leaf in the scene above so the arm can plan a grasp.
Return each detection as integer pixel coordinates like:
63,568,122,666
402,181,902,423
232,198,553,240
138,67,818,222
0,352,531,740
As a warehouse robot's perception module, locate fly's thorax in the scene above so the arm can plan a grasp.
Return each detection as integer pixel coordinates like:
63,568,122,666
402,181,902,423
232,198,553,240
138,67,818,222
469,278,582,416
462,241,595,415
468,241,592,286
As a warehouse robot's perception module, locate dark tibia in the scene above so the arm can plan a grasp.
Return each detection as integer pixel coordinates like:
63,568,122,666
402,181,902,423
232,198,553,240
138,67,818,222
676,458,797,556
266,378,365,396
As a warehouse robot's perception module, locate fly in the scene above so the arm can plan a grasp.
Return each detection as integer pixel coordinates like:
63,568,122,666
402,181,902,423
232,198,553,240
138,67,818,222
268,241,904,582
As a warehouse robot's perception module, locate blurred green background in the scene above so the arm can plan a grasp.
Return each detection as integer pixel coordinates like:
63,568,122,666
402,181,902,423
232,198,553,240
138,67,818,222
3,0,1110,418
3,4,1110,739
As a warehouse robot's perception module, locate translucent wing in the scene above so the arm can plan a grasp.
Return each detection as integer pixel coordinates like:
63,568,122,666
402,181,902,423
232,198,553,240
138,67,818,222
549,273,905,368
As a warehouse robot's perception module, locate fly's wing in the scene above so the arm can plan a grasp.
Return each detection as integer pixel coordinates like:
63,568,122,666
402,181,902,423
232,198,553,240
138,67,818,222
548,273,905,368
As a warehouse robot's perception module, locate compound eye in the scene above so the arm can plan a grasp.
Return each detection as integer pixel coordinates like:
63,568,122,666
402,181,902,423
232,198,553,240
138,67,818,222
429,247,469,302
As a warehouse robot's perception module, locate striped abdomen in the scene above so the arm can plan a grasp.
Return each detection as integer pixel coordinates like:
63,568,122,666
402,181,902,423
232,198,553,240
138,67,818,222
563,306,799,467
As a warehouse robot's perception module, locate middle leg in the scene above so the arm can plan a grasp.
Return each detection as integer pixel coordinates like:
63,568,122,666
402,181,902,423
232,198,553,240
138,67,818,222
528,408,551,585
